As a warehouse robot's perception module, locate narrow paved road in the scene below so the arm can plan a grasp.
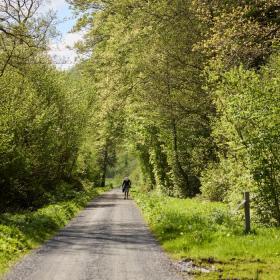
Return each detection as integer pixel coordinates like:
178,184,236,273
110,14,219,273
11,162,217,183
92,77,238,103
5,189,184,280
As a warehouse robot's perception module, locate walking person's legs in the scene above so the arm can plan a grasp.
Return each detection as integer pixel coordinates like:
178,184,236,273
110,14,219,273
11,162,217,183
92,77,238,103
124,190,128,199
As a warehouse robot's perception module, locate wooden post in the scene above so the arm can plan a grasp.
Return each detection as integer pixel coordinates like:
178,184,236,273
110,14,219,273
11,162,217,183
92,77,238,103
244,192,250,233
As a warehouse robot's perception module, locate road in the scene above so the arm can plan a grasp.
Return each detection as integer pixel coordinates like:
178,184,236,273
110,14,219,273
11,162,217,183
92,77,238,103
4,189,184,280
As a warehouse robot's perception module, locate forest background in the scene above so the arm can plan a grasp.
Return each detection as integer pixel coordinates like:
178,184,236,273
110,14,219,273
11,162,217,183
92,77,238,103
0,0,280,227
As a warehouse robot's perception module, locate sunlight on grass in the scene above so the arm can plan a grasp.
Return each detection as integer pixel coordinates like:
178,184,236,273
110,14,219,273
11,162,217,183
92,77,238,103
0,186,111,276
133,189,280,279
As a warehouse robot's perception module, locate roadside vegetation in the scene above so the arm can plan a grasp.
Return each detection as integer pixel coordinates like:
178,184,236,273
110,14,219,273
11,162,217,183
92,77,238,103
1,0,280,279
0,184,111,276
133,189,280,280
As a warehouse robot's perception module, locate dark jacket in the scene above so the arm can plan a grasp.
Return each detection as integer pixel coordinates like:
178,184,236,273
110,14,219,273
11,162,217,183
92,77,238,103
122,179,131,191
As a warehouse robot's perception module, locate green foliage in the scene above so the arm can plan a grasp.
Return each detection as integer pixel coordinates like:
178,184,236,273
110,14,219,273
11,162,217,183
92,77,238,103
193,0,280,225
1,0,279,242
194,0,280,68
0,63,95,210
133,189,280,279
0,0,55,76
68,0,280,227
70,0,214,197
201,157,257,204
0,0,108,213
202,53,280,224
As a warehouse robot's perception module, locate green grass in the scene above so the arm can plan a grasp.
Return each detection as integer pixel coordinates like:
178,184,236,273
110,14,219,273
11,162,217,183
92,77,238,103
0,185,112,277
132,189,280,280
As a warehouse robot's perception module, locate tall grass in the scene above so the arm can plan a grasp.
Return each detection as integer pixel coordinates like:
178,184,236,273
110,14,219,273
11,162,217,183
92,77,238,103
133,190,280,279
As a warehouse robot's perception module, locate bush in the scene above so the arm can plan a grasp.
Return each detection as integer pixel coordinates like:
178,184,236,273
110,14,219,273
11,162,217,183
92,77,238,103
201,156,257,206
205,53,280,224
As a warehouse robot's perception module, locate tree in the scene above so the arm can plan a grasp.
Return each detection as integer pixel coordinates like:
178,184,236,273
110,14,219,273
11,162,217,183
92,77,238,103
207,54,280,224
68,0,216,196
193,0,280,68
0,0,55,76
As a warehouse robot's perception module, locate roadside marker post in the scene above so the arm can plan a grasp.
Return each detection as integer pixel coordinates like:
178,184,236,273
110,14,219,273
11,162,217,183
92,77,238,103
244,192,250,233
232,192,251,233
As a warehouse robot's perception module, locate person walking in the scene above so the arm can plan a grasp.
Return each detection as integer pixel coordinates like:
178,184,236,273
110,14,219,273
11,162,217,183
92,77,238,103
122,177,132,199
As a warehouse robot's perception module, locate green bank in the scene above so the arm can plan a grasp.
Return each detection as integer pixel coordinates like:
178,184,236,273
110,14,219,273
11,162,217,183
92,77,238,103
0,185,111,276
133,190,280,280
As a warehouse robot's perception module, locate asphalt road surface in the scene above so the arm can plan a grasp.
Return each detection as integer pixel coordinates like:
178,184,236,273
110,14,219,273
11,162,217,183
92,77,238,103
4,189,184,280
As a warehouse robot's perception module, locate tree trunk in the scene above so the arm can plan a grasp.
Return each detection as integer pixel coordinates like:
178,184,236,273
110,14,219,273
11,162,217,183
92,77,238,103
270,162,280,225
171,119,191,195
100,144,109,188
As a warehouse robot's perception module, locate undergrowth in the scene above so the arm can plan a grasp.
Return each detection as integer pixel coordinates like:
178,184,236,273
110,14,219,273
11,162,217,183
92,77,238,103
132,189,280,280
0,184,111,276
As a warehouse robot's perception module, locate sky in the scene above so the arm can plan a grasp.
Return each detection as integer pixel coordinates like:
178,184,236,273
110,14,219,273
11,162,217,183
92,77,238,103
40,0,83,70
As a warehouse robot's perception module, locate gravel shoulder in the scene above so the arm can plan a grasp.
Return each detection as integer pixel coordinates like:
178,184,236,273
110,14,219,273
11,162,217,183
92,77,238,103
4,189,185,280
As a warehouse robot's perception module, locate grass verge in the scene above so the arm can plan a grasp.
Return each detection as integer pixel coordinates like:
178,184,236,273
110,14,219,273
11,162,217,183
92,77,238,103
0,185,112,277
132,189,280,280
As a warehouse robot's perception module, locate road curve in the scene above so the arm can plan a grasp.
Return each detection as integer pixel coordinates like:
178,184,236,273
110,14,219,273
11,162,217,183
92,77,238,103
4,189,184,280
